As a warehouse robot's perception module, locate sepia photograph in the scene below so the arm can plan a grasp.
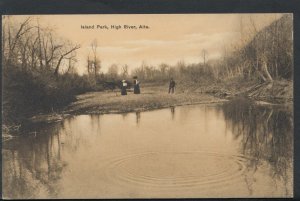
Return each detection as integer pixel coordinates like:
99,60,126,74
2,13,293,199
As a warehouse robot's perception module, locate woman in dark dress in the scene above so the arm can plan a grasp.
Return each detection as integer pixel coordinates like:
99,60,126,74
133,77,140,94
121,80,127,95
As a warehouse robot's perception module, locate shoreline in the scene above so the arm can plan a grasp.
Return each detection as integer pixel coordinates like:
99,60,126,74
5,82,293,128
28,86,292,124
67,99,228,116
63,86,227,116
2,84,293,141
28,88,227,124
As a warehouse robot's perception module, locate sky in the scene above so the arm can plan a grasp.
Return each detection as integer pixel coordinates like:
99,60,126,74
8,14,283,74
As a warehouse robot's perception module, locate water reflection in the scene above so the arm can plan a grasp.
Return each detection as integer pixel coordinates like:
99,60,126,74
219,97,293,195
121,113,128,120
136,111,141,125
170,106,175,120
2,98,293,198
3,122,66,198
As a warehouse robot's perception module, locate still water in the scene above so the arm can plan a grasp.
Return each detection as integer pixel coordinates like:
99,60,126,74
2,98,293,198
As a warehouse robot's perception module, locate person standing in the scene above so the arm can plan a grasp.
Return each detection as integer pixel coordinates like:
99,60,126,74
133,76,140,94
169,78,176,94
121,80,127,95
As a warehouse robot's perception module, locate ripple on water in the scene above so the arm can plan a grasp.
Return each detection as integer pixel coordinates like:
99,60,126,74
103,151,248,189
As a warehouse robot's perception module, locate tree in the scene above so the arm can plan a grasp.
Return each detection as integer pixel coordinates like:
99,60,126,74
121,64,129,79
43,32,63,69
54,44,80,75
90,39,101,78
3,16,33,66
66,56,78,74
159,63,169,79
107,64,119,79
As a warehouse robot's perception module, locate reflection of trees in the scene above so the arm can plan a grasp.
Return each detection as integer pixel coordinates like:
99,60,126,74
91,114,101,135
136,111,141,125
3,115,103,198
3,122,66,198
220,97,293,193
121,113,128,120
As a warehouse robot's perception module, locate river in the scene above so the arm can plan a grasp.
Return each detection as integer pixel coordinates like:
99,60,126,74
2,98,293,198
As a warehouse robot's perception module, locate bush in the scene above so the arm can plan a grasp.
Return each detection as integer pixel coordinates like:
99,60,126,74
2,67,95,124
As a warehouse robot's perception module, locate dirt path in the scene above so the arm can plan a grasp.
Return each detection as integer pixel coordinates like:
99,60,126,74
65,86,227,115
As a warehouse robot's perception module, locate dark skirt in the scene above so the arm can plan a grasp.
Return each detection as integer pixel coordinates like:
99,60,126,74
121,87,127,95
134,85,140,94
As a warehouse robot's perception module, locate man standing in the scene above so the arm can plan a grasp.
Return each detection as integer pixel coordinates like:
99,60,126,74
169,78,176,94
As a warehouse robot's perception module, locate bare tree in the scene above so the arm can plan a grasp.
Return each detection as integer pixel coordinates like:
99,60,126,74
54,44,80,75
90,39,101,78
66,56,77,74
37,18,44,69
43,32,63,69
121,64,129,79
249,16,273,82
4,17,33,66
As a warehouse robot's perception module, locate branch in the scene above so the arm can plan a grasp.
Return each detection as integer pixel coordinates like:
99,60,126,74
54,45,80,75
10,17,32,52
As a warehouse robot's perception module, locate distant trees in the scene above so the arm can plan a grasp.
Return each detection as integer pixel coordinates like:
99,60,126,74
104,14,292,85
87,39,101,78
132,61,165,82
107,64,119,79
2,14,293,125
130,60,212,83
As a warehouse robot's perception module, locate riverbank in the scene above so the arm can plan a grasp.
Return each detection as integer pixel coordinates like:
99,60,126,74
28,79,293,124
3,86,226,140
64,84,227,115
5,78,293,132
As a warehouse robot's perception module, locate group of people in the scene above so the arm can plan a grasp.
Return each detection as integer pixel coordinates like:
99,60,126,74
121,77,140,95
120,77,176,95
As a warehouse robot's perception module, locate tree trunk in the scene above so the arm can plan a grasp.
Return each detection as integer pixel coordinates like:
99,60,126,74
54,56,64,75
257,71,267,82
37,24,44,68
262,61,273,81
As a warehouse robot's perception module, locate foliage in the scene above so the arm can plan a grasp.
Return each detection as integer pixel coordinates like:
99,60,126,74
130,14,293,85
2,17,94,123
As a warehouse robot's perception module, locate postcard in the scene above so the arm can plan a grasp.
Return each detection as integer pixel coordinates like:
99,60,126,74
2,13,293,199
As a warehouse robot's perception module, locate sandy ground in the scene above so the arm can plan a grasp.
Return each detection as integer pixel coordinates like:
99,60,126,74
28,80,292,124
65,86,227,115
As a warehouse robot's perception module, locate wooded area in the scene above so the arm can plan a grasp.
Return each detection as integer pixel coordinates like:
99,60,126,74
130,14,293,83
2,14,293,126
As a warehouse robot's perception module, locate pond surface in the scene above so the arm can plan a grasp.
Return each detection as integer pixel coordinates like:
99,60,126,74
2,98,293,198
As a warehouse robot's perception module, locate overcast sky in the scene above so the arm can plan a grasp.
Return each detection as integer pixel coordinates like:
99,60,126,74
10,14,283,74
